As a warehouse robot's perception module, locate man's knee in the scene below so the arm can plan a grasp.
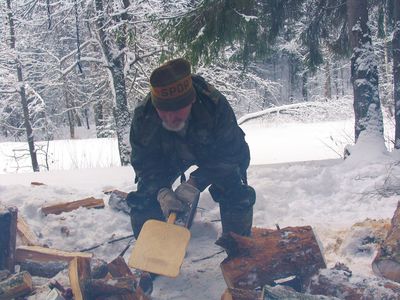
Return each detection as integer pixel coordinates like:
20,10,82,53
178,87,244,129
209,184,256,210
126,191,164,238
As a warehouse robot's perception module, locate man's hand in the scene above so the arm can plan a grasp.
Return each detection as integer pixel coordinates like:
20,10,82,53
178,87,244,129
175,182,200,207
157,188,188,218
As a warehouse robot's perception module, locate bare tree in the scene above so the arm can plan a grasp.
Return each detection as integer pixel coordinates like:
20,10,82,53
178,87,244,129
6,0,39,172
394,0,400,148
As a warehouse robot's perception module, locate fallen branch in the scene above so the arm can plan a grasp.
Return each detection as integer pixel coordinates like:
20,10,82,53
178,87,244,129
79,234,134,252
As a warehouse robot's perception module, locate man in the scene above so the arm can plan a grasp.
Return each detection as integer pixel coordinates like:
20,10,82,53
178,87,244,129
127,58,255,240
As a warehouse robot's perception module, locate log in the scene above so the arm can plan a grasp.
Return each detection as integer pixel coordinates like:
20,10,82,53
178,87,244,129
0,270,10,282
0,271,33,300
107,256,149,300
19,259,68,278
308,265,400,299
217,226,326,291
31,181,46,186
221,288,262,300
0,207,18,273
41,197,105,215
16,245,92,263
17,215,40,246
68,257,91,300
85,277,137,298
263,285,340,299
372,201,400,282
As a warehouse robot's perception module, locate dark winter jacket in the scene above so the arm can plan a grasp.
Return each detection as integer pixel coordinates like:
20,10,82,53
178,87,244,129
129,75,250,199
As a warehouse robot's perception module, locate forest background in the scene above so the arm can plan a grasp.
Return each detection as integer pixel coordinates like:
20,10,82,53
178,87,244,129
1,0,399,172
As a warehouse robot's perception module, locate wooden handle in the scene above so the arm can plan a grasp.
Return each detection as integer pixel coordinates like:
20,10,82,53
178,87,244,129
167,212,177,224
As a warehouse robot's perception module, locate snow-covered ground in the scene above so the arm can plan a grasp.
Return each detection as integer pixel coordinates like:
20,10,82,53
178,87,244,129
1,113,400,299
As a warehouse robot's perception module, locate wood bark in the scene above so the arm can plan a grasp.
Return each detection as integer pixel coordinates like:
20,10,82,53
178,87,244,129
0,271,33,300
16,245,92,263
85,277,137,298
41,197,105,215
221,288,262,300
394,0,400,148
19,259,68,278
346,0,384,141
106,256,148,300
0,207,18,273
372,201,400,282
217,226,326,291
308,267,400,299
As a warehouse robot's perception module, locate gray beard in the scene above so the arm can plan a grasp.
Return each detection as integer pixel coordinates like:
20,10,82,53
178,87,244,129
162,120,188,133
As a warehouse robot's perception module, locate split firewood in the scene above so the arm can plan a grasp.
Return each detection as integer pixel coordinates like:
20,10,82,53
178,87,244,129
85,277,138,299
217,226,326,291
221,288,262,300
69,256,91,300
0,207,18,273
372,201,400,282
19,259,68,278
107,256,149,300
0,271,33,300
308,264,400,299
16,245,92,263
17,215,40,246
41,197,105,215
108,190,130,214
0,270,10,282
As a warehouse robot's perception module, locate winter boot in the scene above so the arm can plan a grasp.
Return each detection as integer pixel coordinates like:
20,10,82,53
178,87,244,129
220,205,253,236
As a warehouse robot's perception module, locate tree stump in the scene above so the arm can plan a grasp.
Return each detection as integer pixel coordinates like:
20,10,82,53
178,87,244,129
0,207,18,273
217,226,326,291
372,201,400,282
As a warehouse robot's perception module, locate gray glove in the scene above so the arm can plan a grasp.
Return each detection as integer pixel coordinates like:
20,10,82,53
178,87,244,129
157,188,188,218
175,182,200,207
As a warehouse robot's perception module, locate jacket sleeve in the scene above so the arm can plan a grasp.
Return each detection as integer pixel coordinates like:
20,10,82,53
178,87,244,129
129,101,176,197
190,90,250,192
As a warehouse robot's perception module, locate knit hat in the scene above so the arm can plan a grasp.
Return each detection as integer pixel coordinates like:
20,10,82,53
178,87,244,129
150,58,196,111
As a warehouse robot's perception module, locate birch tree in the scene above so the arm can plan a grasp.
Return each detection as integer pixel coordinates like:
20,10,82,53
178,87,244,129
394,0,400,148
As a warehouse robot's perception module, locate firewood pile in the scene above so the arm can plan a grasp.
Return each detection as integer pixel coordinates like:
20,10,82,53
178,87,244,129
3,184,400,300
0,186,149,300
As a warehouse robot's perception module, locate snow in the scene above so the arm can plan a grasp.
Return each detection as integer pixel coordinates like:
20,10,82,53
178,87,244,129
1,113,400,299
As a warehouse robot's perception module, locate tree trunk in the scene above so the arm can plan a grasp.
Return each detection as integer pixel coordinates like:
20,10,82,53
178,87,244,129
394,0,400,148
7,0,39,172
346,0,384,142
302,71,308,101
94,0,131,166
324,61,332,100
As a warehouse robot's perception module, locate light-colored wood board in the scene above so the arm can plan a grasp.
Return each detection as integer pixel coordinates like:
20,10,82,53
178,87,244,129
16,245,92,263
128,219,190,278
41,197,104,215
17,216,39,246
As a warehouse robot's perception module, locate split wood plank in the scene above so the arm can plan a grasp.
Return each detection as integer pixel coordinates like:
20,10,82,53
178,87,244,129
0,207,18,273
41,197,105,215
16,245,92,263
17,216,40,246
69,257,91,300
0,271,33,300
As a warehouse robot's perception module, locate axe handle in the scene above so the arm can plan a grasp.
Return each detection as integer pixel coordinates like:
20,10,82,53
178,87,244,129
167,212,177,224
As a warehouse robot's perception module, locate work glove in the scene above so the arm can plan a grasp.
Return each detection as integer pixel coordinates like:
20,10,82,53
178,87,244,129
157,188,189,218
175,182,200,207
